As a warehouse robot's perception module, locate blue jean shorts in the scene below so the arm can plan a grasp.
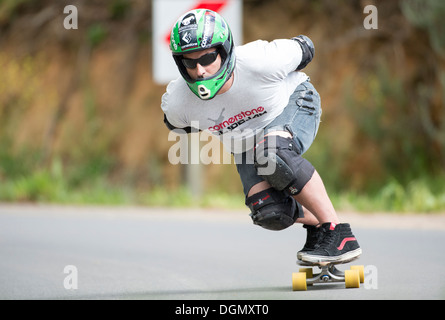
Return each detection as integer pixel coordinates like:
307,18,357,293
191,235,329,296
235,80,322,196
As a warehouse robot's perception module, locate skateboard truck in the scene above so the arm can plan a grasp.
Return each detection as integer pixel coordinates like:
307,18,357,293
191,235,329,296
292,260,364,291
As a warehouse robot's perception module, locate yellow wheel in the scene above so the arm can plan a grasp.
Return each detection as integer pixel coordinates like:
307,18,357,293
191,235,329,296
344,269,360,288
351,265,365,283
292,272,307,291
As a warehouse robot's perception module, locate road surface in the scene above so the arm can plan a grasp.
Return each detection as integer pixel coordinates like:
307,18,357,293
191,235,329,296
1,204,444,300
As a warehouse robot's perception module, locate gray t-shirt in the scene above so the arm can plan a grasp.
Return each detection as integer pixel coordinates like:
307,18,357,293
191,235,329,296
161,39,309,153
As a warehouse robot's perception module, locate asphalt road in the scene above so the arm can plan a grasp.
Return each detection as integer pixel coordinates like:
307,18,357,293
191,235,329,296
1,204,444,300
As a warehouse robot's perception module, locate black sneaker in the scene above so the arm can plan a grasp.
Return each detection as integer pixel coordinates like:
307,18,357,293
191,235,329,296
300,222,362,264
297,225,323,260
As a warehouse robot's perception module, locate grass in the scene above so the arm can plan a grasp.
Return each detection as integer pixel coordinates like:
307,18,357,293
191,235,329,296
1,163,444,213
0,160,246,209
330,178,445,213
0,178,247,209
0,144,443,212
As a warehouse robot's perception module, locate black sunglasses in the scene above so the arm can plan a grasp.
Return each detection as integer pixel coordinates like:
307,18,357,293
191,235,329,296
182,51,219,69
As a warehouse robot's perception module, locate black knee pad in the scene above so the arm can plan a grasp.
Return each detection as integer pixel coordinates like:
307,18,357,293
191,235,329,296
246,188,303,231
254,135,315,195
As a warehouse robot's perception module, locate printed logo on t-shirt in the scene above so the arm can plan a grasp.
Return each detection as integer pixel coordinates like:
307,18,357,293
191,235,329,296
207,106,268,135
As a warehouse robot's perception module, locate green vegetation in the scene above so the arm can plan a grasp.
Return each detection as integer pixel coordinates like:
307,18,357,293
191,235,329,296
330,178,445,213
0,155,246,209
1,151,444,212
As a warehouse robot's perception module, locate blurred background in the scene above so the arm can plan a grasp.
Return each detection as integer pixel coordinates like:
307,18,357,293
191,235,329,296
0,0,444,212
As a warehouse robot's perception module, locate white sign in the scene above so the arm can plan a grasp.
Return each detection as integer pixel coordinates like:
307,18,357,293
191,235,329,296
152,0,243,84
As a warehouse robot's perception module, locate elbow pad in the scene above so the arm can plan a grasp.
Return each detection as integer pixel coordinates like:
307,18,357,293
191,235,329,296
292,35,315,71
163,114,193,133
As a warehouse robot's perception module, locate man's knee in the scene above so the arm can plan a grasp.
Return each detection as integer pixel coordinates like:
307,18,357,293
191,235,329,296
254,135,315,196
246,188,303,231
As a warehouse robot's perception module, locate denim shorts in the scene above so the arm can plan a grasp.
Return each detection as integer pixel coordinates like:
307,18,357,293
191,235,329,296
235,80,322,196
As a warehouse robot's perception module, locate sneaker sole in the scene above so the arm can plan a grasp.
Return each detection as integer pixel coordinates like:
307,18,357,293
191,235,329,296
300,248,362,265
297,251,310,260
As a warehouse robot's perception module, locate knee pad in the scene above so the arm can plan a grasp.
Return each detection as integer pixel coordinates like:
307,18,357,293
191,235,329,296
246,188,303,231
254,135,315,195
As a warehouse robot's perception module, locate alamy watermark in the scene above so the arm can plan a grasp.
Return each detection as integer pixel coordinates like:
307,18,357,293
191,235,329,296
168,122,278,175
63,265,78,290
363,5,378,30
364,265,378,290
61,264,377,290
63,5,78,30
63,4,377,31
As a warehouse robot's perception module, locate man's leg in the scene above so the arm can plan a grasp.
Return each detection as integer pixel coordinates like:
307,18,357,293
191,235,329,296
251,137,362,263
255,132,361,263
246,178,323,260
247,180,319,226
236,155,308,231
251,81,361,262
258,131,339,225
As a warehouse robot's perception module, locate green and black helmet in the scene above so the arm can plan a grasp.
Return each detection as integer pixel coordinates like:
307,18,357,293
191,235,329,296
170,9,236,100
